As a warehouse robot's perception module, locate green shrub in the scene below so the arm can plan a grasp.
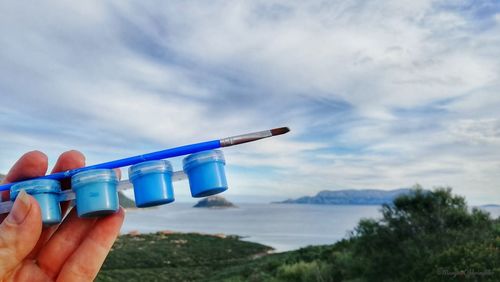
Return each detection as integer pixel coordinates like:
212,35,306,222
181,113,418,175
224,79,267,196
276,260,333,282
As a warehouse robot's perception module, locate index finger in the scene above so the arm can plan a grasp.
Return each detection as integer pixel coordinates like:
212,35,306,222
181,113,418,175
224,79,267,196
0,151,48,222
1,151,49,201
26,150,86,258
2,151,49,185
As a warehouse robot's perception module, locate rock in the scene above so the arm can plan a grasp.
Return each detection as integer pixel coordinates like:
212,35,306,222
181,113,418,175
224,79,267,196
193,196,236,208
160,230,176,235
128,230,140,236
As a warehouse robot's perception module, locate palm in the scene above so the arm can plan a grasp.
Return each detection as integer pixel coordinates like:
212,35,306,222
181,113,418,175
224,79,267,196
0,151,124,281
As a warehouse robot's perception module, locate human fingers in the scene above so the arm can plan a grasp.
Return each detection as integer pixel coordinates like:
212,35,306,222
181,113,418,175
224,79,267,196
50,150,85,215
51,150,86,190
56,208,124,282
0,191,42,276
0,151,48,223
114,168,122,181
27,150,86,258
1,151,48,201
36,209,97,279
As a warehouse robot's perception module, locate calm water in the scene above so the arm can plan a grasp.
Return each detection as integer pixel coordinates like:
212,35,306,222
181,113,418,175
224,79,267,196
121,203,381,252
121,204,500,252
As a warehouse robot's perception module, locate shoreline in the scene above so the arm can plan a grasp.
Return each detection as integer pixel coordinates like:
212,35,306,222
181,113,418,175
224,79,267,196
97,231,275,281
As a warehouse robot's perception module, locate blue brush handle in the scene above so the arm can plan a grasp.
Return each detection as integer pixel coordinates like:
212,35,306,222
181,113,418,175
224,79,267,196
0,140,221,192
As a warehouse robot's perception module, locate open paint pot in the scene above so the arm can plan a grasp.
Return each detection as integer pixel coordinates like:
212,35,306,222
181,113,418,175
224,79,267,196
183,150,228,197
129,160,175,207
10,179,62,226
71,169,119,218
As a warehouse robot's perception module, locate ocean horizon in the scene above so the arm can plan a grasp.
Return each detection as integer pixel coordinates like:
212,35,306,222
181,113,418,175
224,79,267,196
121,202,380,252
121,202,500,252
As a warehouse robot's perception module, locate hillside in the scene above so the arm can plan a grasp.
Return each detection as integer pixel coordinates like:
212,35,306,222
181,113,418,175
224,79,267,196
207,188,500,281
95,188,500,281
118,191,136,208
96,232,272,281
193,196,236,208
278,188,418,205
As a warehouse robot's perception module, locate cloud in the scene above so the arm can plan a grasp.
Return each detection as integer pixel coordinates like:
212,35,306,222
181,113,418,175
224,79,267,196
0,0,499,204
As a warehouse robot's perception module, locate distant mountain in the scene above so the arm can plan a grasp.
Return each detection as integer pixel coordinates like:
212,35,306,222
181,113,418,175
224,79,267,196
480,204,500,208
194,196,236,208
278,189,417,205
0,174,4,182
118,191,136,208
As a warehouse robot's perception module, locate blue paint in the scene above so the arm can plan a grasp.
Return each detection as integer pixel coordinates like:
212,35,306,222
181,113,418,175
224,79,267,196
183,150,228,198
129,160,175,207
0,139,221,192
71,169,119,218
10,179,62,226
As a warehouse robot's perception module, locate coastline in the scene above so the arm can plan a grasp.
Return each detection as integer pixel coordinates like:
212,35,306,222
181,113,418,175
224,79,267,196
96,232,273,282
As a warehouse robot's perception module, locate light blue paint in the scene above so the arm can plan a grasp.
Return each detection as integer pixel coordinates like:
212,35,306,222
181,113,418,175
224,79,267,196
10,179,62,226
183,150,228,198
129,160,175,207
71,169,119,218
0,139,221,192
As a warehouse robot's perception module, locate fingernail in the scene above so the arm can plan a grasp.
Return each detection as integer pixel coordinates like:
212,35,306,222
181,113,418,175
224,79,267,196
6,190,32,225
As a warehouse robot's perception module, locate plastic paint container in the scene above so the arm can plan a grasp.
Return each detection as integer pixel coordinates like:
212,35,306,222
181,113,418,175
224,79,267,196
10,179,62,226
129,160,175,207
71,169,119,218
183,150,228,197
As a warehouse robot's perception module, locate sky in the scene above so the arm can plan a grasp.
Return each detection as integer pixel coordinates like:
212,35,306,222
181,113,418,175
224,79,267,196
0,1,499,204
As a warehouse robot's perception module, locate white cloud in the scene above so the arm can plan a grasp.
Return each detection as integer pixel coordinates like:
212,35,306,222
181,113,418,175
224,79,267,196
0,1,499,204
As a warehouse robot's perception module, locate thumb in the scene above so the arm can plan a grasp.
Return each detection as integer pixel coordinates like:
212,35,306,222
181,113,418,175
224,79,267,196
0,190,42,274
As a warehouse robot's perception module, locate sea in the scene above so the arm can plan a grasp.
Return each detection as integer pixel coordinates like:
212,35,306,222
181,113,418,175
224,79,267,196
121,203,500,252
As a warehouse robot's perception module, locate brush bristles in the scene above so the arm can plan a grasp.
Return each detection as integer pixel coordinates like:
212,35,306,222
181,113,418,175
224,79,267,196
270,127,290,136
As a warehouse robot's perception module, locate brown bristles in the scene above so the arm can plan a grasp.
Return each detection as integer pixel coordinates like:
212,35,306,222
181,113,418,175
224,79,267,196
220,127,290,147
270,127,290,136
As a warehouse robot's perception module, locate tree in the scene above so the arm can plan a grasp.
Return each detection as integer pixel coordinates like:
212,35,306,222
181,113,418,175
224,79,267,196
350,186,500,281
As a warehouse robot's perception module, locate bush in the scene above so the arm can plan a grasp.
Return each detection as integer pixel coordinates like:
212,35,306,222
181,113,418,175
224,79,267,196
349,187,500,281
276,260,333,282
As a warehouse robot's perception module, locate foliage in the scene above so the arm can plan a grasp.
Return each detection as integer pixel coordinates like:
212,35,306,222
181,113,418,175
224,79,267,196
98,186,500,281
349,186,500,281
213,186,500,281
96,233,272,282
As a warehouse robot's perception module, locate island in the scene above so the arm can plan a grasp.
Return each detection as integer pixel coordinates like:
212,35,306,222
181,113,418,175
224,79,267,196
277,188,417,205
479,204,500,208
193,196,236,208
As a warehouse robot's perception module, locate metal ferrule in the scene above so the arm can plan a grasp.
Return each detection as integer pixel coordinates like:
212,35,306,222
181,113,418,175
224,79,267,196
220,130,272,147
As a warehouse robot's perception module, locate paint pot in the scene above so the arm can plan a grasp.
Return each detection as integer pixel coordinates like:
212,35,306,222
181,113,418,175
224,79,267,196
183,150,228,197
71,169,119,218
10,179,62,226
129,160,175,207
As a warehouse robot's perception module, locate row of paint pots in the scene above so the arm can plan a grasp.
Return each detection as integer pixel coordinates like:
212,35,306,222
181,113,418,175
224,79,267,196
9,150,228,225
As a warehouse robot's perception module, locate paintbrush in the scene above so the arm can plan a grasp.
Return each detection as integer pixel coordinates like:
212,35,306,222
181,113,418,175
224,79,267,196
0,127,290,192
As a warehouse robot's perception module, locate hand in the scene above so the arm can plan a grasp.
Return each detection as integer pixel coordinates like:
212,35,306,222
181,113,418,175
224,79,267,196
0,150,125,281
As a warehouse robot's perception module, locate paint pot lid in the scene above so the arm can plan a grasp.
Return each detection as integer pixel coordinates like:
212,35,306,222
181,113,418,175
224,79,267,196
10,179,61,200
183,150,225,172
129,160,173,181
71,169,118,190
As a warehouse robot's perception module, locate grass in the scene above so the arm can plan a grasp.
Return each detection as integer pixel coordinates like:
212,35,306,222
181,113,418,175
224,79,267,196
96,231,340,282
96,232,273,282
